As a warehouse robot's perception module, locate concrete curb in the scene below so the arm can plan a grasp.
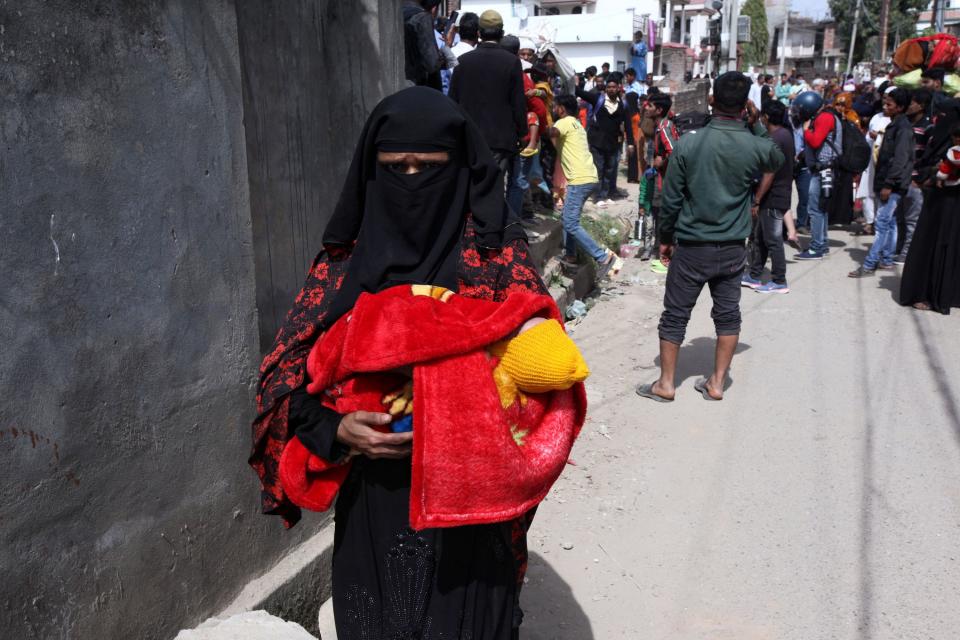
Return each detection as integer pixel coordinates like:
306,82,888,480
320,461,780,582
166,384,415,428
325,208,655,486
217,525,335,638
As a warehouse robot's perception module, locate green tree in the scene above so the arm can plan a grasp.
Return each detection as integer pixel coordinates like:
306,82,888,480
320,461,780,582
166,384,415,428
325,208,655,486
829,0,928,65
741,0,769,68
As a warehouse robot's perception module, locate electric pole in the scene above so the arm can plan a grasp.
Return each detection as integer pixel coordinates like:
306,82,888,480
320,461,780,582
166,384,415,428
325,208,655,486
778,10,789,76
879,0,891,62
935,0,946,31
720,0,740,71
846,0,862,76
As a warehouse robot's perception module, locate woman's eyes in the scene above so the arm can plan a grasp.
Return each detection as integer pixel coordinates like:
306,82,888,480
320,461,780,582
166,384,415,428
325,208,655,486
387,162,444,172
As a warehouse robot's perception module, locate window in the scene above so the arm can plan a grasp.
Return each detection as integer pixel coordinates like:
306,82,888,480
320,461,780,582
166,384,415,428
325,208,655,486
572,6,583,13
546,7,560,15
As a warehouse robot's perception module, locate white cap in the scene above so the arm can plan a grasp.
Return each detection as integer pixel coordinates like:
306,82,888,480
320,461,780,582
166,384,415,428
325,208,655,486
843,82,856,91
519,37,537,52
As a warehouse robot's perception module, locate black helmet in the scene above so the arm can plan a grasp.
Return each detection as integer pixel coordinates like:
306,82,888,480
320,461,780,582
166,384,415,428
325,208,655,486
793,91,824,122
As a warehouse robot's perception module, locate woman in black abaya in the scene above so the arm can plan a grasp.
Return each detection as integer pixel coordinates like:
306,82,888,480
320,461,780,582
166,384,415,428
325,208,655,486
251,87,545,639
900,184,960,313
900,99,960,314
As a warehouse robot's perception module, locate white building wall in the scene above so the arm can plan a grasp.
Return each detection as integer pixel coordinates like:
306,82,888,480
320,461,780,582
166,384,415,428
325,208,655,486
555,42,634,71
460,0,658,73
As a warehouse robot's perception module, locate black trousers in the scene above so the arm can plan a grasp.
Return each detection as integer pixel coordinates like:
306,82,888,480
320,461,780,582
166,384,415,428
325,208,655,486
658,242,748,345
749,208,787,284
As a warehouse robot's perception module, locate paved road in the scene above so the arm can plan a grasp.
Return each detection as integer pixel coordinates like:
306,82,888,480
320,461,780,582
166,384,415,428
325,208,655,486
521,227,960,639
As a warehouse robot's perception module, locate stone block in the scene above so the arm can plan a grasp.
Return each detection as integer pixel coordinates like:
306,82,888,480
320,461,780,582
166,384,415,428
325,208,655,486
174,611,317,640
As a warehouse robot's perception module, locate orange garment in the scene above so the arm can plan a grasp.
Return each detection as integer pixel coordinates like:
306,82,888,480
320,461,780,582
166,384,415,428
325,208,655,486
630,112,647,173
833,92,863,129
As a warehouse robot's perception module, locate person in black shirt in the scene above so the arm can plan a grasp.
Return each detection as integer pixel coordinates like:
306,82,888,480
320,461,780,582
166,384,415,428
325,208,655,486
449,10,526,218
576,77,630,207
742,100,796,293
402,0,443,90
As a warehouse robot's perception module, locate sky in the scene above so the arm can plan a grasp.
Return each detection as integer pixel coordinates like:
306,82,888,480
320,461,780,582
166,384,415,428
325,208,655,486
793,0,832,20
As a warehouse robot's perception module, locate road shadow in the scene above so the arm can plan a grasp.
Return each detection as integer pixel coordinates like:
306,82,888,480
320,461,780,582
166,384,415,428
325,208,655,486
845,246,869,263
653,337,752,391
520,552,594,639
877,273,901,301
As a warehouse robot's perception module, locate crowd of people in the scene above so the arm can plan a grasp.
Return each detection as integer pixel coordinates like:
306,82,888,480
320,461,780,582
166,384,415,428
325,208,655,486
404,1,680,279
752,66,960,312
405,0,960,314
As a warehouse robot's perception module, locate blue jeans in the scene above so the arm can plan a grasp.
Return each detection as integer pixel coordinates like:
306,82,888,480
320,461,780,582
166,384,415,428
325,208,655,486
795,166,811,229
519,152,550,195
806,174,829,254
562,182,607,261
863,192,900,270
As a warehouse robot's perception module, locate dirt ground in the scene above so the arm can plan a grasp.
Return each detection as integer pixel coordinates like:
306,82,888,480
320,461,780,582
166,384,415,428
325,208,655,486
520,181,960,639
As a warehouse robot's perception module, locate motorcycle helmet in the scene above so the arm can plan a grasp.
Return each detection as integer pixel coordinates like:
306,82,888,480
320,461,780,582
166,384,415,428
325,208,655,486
792,90,824,122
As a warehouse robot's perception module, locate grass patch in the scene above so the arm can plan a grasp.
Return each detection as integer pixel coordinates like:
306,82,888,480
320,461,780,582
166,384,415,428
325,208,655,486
581,215,624,255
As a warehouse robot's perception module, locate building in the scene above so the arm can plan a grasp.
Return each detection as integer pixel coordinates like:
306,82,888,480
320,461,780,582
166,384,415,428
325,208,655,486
916,0,960,35
459,0,661,74
663,1,719,76
769,13,841,74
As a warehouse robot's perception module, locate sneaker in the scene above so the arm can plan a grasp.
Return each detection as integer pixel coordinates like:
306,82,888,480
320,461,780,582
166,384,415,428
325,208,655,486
756,282,790,294
848,266,875,278
604,198,616,206
893,254,907,264
794,249,824,260
741,274,763,289
596,200,609,209
877,263,895,271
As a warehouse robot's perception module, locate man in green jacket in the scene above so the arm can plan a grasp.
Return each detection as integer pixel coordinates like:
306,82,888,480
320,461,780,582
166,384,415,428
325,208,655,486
636,72,784,402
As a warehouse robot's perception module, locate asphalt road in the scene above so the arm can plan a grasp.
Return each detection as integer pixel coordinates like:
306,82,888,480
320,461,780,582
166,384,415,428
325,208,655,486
521,225,960,640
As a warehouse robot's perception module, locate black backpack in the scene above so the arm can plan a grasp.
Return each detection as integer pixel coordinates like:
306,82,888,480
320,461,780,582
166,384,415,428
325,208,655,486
825,109,870,174
674,111,710,136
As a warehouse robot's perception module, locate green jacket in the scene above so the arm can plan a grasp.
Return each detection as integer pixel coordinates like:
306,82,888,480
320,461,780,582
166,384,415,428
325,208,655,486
659,118,784,245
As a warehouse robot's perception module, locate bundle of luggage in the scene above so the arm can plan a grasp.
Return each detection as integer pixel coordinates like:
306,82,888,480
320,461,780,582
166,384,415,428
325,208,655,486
892,33,960,94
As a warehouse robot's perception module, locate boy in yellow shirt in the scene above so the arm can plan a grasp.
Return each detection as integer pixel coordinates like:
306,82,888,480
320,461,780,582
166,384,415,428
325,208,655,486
549,95,623,278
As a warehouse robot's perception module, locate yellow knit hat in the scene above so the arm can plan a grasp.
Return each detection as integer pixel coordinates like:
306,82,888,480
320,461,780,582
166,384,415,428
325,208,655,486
491,319,589,406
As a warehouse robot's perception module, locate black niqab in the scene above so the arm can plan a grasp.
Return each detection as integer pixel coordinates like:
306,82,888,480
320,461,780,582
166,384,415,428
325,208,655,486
322,87,523,326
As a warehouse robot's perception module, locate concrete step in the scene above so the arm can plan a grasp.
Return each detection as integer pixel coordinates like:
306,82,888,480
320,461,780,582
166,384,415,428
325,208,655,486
523,214,564,275
174,611,317,640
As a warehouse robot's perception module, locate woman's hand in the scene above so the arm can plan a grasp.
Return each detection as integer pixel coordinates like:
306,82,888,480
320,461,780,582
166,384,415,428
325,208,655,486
336,411,412,459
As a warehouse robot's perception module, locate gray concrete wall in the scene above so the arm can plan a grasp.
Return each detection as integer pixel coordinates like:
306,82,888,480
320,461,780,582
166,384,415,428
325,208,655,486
0,1,401,638
236,0,405,351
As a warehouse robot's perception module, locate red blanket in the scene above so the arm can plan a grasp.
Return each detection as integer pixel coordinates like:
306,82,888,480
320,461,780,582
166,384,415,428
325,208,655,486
279,285,587,530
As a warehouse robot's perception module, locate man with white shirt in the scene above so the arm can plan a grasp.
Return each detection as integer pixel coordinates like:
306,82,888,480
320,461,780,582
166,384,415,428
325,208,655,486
748,74,763,110
623,68,647,97
450,12,478,59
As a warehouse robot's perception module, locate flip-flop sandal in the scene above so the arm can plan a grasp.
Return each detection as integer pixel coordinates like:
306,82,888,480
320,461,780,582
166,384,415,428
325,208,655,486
598,252,622,279
635,382,674,403
694,376,722,401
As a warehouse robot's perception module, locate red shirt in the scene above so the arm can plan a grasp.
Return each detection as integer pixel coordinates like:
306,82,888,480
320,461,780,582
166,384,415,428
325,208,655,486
803,111,836,149
523,73,549,131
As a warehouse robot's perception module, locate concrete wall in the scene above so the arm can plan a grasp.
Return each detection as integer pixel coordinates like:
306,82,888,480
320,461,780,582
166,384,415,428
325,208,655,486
237,0,404,351
558,42,631,73
0,1,402,639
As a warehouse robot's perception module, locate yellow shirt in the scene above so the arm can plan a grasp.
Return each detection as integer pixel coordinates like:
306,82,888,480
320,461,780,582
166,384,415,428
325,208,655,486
554,116,598,186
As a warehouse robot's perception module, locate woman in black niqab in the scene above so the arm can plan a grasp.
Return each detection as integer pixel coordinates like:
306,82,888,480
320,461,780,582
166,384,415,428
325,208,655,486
322,86,525,327
252,87,543,640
